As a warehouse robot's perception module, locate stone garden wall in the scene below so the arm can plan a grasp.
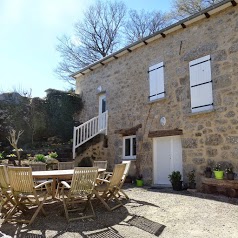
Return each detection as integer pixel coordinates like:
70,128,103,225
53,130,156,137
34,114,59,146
74,5,238,186
0,90,82,151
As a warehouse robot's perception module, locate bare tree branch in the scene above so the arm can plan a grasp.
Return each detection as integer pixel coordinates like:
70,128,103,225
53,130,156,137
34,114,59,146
170,0,223,21
55,0,126,84
124,9,170,44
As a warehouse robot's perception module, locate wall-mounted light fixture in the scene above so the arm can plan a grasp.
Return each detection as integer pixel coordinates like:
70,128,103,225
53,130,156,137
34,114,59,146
97,86,102,93
160,117,166,126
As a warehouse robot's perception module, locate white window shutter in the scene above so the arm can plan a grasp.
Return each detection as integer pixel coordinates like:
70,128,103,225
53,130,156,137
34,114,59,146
148,62,165,101
189,55,213,113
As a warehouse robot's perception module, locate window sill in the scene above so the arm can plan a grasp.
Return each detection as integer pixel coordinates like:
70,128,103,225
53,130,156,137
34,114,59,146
187,108,216,117
147,97,167,104
123,158,136,161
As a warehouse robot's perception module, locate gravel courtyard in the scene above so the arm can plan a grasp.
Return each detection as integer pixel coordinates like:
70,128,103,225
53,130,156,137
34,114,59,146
1,185,238,238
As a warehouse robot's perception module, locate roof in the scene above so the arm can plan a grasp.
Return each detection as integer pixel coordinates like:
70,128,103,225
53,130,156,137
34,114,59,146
71,0,237,79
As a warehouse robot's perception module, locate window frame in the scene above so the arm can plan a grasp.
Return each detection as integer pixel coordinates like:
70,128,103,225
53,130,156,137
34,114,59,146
123,135,136,160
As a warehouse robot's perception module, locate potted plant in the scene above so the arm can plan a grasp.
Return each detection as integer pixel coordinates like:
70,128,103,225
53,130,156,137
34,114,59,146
225,166,235,180
168,171,182,191
136,174,144,187
204,167,212,178
213,163,224,180
187,170,196,189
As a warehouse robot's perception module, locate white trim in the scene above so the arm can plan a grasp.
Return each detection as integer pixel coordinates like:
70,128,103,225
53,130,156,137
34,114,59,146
123,135,136,160
99,94,106,115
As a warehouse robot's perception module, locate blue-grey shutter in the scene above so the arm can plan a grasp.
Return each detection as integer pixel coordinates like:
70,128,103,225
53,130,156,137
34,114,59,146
148,62,165,101
189,55,213,113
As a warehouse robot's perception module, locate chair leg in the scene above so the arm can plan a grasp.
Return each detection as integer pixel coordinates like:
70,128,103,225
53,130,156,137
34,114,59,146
94,190,112,211
29,193,48,225
119,189,129,200
62,196,69,222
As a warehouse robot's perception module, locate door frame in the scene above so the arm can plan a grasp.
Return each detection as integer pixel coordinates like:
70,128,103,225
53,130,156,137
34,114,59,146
98,93,106,115
152,135,183,186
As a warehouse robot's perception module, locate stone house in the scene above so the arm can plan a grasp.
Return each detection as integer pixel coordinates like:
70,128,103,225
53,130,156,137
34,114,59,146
71,0,238,187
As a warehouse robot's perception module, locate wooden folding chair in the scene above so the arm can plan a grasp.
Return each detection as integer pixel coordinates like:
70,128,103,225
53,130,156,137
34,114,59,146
102,161,131,199
4,167,52,225
56,162,74,197
58,162,74,170
0,165,15,217
118,161,131,199
61,167,98,222
30,163,47,171
93,161,107,169
30,163,52,193
94,163,126,211
93,161,108,180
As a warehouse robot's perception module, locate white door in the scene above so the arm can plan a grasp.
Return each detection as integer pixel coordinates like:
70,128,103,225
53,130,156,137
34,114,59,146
99,94,106,115
98,94,106,130
153,136,183,185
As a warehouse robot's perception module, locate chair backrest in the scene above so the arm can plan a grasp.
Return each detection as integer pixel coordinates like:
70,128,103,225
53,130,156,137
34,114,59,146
122,161,131,177
8,167,34,194
69,167,98,196
108,163,126,189
58,162,74,170
0,165,10,191
30,163,46,171
93,161,107,169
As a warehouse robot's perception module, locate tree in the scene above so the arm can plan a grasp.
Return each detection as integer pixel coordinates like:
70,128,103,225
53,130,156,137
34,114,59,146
124,9,169,44
6,129,24,166
170,0,223,20
55,0,127,85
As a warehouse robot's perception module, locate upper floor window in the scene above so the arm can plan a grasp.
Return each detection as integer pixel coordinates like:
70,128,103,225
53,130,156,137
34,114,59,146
148,62,165,101
123,135,136,160
189,55,213,113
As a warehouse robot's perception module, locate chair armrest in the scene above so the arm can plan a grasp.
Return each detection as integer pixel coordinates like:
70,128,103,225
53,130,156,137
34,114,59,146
35,180,52,189
96,178,110,184
104,172,113,175
61,181,71,189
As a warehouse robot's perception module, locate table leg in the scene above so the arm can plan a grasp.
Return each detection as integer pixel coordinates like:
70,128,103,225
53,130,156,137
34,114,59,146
52,178,56,199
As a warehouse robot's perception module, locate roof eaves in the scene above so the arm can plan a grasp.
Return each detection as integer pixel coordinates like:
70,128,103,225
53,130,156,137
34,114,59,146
71,0,235,79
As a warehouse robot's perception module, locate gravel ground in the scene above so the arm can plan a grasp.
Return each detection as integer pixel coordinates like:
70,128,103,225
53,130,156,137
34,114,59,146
1,185,238,238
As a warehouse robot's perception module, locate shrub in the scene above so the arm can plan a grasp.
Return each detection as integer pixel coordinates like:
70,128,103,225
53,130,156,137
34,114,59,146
35,154,46,163
48,151,58,159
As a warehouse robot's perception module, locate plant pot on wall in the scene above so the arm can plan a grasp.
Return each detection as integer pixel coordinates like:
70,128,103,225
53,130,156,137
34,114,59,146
214,170,224,180
226,173,235,180
204,167,212,178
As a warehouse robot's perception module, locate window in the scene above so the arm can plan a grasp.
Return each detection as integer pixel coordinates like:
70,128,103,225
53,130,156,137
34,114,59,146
148,62,165,101
123,135,136,160
189,55,213,113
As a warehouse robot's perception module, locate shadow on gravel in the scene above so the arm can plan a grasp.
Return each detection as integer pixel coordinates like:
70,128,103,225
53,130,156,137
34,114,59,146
0,199,130,238
126,215,165,236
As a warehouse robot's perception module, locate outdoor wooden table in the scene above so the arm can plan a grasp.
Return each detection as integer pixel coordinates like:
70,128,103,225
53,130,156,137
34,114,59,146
32,168,106,198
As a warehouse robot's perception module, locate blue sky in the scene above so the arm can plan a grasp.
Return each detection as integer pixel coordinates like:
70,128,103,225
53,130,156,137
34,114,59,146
0,0,171,98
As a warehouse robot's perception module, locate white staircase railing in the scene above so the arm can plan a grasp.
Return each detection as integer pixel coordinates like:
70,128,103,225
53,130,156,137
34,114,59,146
72,110,108,159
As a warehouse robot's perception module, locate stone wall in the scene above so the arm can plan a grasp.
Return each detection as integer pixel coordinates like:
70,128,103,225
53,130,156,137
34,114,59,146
0,90,82,149
75,5,238,186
